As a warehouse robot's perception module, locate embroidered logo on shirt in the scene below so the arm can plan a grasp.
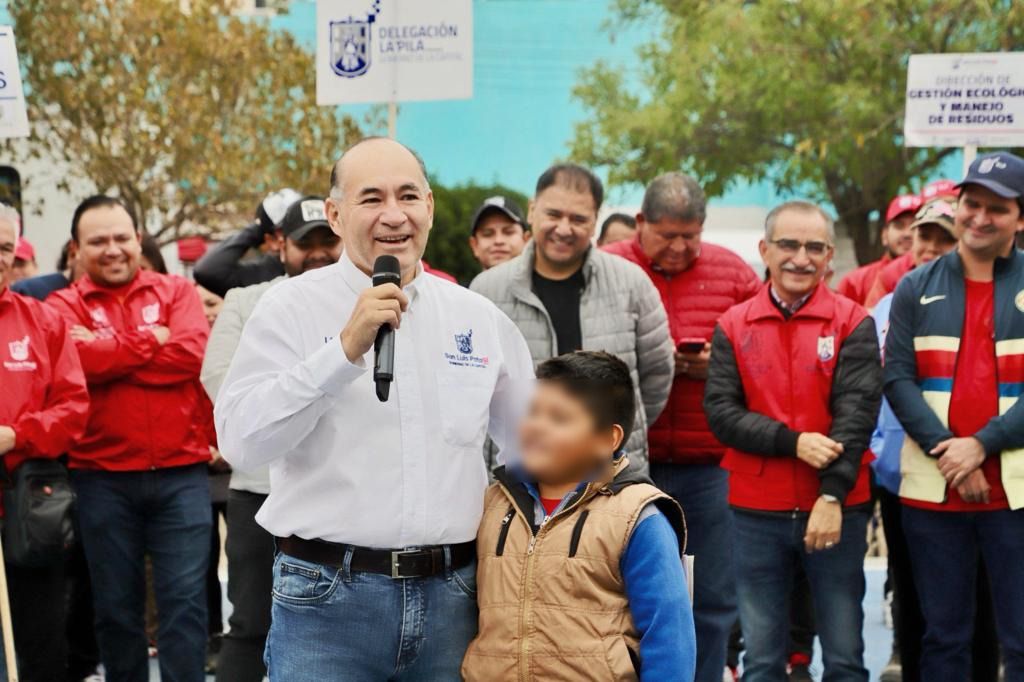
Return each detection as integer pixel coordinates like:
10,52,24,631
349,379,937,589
817,335,835,362
919,294,946,306
454,329,473,354
445,329,489,369
4,335,36,371
141,302,160,325
1015,290,1024,313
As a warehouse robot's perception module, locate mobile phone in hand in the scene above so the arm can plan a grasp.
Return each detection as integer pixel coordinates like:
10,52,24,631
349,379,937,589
676,337,707,354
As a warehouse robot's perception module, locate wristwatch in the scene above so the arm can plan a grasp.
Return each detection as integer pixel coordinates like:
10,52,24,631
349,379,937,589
820,494,840,504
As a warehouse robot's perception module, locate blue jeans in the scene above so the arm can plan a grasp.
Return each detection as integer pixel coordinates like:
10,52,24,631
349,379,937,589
266,550,478,681
733,509,869,682
651,463,737,682
71,464,211,682
902,506,1024,682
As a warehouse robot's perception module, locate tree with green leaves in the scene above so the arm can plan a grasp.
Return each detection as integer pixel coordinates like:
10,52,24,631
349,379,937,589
424,181,530,284
570,0,1024,264
6,0,370,241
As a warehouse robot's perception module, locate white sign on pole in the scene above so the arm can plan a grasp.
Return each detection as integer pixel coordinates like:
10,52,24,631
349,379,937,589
0,27,29,139
904,52,1024,148
316,0,473,106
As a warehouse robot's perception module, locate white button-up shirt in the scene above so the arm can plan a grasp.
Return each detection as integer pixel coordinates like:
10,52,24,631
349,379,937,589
215,253,534,548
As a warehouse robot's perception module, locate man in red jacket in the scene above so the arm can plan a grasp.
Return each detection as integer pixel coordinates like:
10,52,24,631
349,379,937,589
837,193,922,305
705,201,882,681
0,205,89,682
48,195,212,682
604,172,760,682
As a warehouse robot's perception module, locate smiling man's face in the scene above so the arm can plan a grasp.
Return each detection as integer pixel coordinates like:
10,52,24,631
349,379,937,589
325,139,434,284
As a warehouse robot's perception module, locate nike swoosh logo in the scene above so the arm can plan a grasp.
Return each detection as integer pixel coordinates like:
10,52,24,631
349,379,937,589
920,295,946,305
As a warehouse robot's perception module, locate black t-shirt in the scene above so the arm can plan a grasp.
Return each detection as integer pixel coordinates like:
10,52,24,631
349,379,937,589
532,267,585,356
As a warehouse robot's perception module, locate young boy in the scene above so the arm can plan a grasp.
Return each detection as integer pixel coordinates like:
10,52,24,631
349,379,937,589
462,351,696,681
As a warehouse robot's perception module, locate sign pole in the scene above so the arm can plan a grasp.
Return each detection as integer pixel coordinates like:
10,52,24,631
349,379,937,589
387,101,397,139
962,144,978,177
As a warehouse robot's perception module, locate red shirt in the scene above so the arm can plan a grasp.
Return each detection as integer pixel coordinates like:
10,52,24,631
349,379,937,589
540,497,561,516
47,270,211,471
906,279,1007,511
0,287,89,473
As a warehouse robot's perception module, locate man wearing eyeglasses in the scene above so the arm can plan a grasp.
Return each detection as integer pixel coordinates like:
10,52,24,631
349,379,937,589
704,201,881,682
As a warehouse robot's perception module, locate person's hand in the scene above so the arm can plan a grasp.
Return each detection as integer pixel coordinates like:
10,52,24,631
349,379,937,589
804,496,842,552
150,325,171,346
208,447,232,474
796,433,843,469
0,426,16,456
956,468,991,504
340,284,409,363
675,343,711,380
70,325,96,343
934,437,986,487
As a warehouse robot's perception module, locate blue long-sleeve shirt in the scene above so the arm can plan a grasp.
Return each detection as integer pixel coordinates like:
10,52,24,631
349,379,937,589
622,508,697,681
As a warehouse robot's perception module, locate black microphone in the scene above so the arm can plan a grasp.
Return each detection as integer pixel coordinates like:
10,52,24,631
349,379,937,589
372,255,401,402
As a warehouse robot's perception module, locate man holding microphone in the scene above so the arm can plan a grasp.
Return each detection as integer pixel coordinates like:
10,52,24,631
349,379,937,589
215,137,534,680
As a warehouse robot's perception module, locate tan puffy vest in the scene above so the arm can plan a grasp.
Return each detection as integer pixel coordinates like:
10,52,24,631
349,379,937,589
461,459,685,681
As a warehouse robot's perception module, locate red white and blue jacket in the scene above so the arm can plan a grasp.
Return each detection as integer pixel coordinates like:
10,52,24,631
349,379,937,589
883,249,1024,509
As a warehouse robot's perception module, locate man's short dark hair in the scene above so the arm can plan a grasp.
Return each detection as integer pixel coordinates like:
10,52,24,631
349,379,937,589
71,195,137,243
599,213,636,241
641,172,707,224
535,163,604,211
535,351,635,448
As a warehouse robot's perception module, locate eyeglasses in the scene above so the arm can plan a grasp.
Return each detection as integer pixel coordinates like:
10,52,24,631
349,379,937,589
769,239,832,256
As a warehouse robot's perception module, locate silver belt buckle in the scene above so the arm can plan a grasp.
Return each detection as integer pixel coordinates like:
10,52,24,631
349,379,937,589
390,549,418,579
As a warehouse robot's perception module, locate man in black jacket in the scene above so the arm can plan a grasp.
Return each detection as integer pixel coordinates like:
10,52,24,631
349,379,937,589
193,188,300,298
704,201,881,682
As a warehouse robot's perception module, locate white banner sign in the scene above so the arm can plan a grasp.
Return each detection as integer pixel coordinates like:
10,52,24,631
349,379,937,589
0,27,29,139
316,0,473,106
904,52,1024,148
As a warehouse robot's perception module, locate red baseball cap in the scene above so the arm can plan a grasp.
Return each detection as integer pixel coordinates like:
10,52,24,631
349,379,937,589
885,194,923,223
14,237,35,262
920,179,958,204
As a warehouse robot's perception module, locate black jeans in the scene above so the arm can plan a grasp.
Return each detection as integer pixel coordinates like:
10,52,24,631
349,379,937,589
215,490,273,682
879,489,1000,682
6,559,67,682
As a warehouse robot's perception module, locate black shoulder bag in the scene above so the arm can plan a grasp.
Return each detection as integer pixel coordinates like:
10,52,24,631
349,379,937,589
2,459,76,567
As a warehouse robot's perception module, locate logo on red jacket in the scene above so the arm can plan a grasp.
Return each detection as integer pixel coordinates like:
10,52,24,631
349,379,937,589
817,335,835,362
141,302,160,326
90,307,110,327
4,335,36,371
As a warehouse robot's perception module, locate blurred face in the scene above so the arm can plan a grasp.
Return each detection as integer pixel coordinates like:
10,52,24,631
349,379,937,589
528,184,598,274
12,257,37,282
598,219,635,246
883,213,916,257
759,208,833,304
280,225,343,277
519,381,622,486
956,185,1023,260
76,205,141,287
469,212,529,269
325,139,434,285
911,223,957,267
0,220,15,290
637,214,703,275
196,285,223,327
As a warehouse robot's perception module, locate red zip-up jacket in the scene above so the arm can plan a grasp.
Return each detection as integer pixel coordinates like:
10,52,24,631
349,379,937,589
47,270,211,471
0,286,89,473
836,255,890,306
604,237,761,463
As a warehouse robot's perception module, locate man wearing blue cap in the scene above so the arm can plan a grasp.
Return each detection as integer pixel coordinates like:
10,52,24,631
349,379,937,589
884,151,1024,680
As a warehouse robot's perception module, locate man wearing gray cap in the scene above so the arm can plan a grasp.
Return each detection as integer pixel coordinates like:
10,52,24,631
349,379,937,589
884,151,1024,680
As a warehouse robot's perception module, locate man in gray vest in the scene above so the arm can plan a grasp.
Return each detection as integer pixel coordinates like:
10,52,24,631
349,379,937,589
471,163,674,471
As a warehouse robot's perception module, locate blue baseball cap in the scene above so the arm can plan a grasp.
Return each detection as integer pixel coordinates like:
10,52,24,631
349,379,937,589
957,152,1024,200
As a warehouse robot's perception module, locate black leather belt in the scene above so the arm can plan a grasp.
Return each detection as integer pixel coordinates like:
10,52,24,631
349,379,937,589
276,536,475,579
